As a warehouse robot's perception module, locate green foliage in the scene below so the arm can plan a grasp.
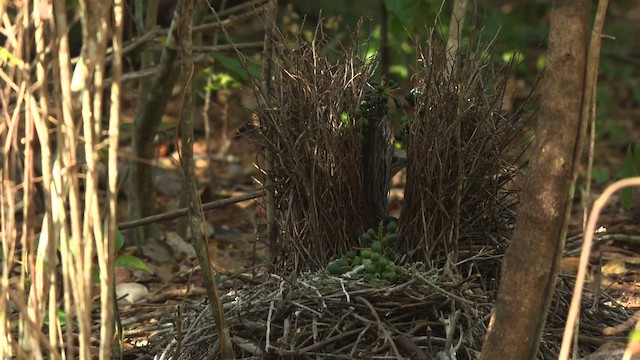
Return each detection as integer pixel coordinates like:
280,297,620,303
620,141,640,209
0,46,24,67
204,72,241,91
501,51,525,64
114,224,125,251
591,167,610,185
44,309,67,327
630,328,640,343
115,255,152,273
597,117,627,142
209,52,261,83
93,225,151,283
326,218,403,283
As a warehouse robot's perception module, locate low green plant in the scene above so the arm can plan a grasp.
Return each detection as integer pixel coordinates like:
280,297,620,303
92,225,151,283
326,218,403,283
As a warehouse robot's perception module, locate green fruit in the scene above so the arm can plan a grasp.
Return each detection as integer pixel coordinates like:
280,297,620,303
366,263,377,274
352,256,362,266
377,257,389,269
382,270,396,282
327,262,348,275
335,258,349,268
340,112,350,124
362,118,369,127
384,234,398,246
389,251,401,262
361,249,372,259
367,228,376,238
404,91,416,106
370,252,380,262
361,233,372,244
371,240,382,253
346,250,357,259
386,221,397,234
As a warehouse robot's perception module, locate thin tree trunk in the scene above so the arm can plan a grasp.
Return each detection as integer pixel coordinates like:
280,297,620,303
480,1,590,359
176,1,234,358
129,0,183,243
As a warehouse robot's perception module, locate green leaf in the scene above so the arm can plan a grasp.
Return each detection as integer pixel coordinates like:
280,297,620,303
115,227,125,252
591,167,609,185
536,54,547,71
630,328,640,343
115,255,152,273
209,53,261,82
620,144,637,209
44,309,67,327
634,141,640,173
384,0,421,30
205,72,241,91
104,221,126,252
0,46,24,67
389,64,409,79
501,51,525,64
92,266,101,283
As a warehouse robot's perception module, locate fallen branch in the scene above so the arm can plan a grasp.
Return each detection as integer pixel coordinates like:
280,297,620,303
117,189,266,230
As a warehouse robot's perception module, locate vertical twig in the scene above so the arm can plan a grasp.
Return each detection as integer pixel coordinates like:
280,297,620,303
559,179,640,358
1,4,25,357
262,0,278,249
52,0,86,356
20,1,44,355
558,0,610,358
446,0,468,263
580,0,610,229
78,0,111,359
176,0,234,358
32,0,59,355
102,0,124,357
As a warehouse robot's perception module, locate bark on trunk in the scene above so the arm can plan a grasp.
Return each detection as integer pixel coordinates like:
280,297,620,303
480,1,590,359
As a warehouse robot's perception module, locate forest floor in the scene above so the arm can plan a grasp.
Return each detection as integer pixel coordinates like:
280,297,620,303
102,87,640,359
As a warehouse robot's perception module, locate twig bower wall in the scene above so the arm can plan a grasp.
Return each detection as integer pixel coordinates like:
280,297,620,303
255,29,531,274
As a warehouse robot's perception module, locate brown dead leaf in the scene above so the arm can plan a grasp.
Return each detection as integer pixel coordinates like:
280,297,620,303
602,258,628,276
115,266,131,284
140,237,175,264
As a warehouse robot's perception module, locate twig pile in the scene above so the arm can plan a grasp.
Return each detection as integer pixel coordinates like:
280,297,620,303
138,266,630,359
399,31,536,267
254,27,378,272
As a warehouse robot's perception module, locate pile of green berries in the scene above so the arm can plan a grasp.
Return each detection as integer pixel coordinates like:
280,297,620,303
326,218,403,282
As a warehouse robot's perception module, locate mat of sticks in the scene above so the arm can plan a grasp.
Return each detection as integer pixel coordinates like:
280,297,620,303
130,263,630,360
